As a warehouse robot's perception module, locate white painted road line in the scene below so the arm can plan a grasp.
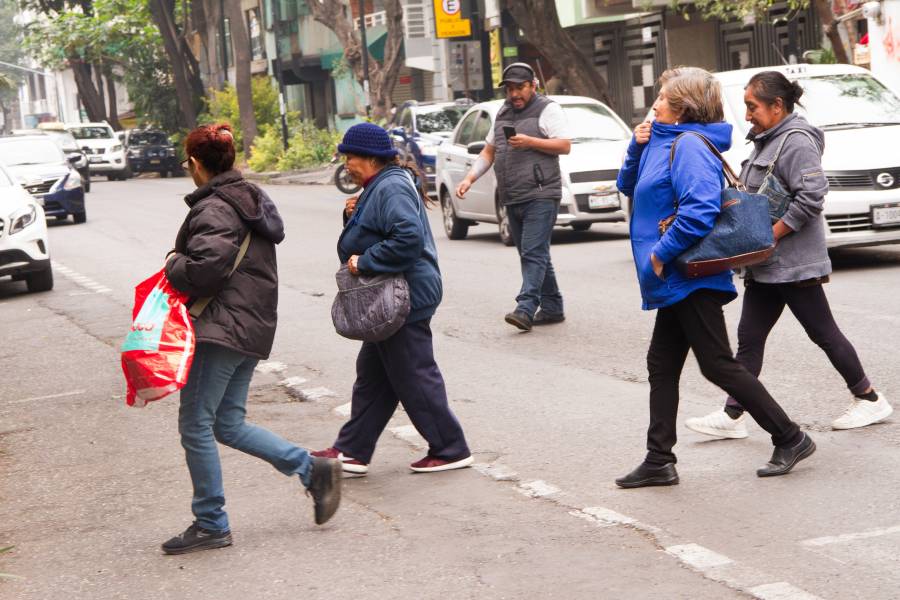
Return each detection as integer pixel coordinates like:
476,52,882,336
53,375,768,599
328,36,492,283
333,402,352,417
800,524,900,547
299,386,336,401
388,424,427,450
665,543,733,570
578,506,637,527
279,376,308,387
472,462,519,482
51,261,111,294
6,390,87,405
517,480,560,498
750,582,824,600
255,361,288,375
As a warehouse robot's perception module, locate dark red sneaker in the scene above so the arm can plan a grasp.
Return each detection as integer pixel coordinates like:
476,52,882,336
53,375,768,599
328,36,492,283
311,447,369,474
409,454,474,473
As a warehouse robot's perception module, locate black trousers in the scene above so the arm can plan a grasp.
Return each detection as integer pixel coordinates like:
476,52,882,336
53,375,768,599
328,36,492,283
725,281,870,411
334,318,470,464
646,289,801,465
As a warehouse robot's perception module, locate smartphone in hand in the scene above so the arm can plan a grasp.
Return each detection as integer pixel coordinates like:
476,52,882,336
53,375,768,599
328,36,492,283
503,126,517,140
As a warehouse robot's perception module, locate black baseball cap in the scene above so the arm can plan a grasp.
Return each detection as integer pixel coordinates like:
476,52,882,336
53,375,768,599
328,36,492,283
500,62,535,86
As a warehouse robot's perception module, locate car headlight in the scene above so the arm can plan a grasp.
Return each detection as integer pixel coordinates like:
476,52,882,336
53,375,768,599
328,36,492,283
111,144,123,153
63,171,82,191
129,148,141,156
166,148,176,157
9,205,37,235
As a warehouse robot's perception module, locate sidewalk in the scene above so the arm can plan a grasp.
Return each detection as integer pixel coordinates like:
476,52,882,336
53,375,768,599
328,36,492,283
243,164,334,186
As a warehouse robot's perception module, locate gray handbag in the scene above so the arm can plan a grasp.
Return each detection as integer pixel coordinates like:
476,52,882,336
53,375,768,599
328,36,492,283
331,264,410,342
756,129,819,223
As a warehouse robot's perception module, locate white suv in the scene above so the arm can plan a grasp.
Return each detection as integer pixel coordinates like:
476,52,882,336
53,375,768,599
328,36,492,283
0,161,52,293
65,122,131,181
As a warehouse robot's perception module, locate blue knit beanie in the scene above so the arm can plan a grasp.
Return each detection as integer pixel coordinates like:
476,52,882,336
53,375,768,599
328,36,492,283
337,122,398,159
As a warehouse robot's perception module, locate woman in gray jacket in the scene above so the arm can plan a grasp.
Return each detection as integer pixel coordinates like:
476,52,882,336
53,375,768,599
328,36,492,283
686,71,891,438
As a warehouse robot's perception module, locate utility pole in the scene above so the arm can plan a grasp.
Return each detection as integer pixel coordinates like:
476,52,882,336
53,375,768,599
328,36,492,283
358,0,371,117
273,57,289,151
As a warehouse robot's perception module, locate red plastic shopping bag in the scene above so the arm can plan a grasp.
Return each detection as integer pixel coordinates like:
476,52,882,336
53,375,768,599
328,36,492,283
120,269,195,407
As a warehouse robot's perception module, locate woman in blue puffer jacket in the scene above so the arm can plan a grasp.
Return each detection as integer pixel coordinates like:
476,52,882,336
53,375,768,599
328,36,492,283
614,68,814,488
312,123,472,476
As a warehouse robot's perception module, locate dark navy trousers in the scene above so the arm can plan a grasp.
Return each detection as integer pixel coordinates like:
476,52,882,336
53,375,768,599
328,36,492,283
334,318,470,464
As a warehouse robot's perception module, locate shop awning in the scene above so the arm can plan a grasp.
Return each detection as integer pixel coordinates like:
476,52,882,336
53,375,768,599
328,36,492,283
320,26,388,70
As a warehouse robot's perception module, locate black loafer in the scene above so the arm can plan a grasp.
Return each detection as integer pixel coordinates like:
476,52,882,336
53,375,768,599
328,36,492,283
161,523,232,555
615,462,679,489
533,310,565,325
757,432,816,477
308,457,342,525
504,310,533,331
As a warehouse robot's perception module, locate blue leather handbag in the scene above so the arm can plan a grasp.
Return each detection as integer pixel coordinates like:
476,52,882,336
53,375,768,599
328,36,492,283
662,132,775,279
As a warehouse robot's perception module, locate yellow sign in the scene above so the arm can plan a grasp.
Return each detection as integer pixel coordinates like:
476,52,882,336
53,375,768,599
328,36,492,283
433,0,471,39
489,29,502,88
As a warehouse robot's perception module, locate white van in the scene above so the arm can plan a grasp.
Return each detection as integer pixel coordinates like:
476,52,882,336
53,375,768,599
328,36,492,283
714,64,900,249
65,122,131,181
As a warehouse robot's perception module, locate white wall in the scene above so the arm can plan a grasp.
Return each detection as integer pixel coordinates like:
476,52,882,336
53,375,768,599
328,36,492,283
868,0,900,93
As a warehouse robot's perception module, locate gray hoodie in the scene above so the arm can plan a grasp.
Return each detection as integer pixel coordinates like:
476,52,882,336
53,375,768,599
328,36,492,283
741,113,832,283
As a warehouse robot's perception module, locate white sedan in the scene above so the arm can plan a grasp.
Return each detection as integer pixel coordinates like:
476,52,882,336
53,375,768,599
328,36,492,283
435,96,631,245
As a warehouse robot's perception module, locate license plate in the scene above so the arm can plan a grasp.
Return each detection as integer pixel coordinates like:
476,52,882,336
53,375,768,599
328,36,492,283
149,159,161,164
88,155,102,163
871,203,900,228
588,192,619,210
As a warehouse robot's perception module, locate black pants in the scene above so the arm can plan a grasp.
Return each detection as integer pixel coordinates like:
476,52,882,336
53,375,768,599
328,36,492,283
646,289,801,465
725,282,870,411
334,318,470,464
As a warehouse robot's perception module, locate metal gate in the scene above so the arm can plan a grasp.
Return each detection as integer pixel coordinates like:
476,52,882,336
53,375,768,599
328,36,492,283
718,2,820,71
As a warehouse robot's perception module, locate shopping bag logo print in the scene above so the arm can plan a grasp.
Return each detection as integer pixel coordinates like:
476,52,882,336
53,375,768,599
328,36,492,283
120,269,195,407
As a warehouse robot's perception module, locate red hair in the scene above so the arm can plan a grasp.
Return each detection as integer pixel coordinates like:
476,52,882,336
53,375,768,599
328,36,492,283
184,123,236,175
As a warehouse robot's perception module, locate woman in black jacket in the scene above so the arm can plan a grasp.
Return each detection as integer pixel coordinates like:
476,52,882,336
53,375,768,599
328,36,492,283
160,124,340,555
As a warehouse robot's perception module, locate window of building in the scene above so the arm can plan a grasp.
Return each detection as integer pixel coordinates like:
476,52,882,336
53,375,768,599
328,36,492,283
247,8,266,61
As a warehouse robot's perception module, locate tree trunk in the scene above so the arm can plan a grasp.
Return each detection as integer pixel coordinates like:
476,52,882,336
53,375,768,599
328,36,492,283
0,99,10,135
148,0,201,129
70,59,108,122
307,0,405,122
194,0,224,90
93,63,107,116
813,0,850,64
104,65,122,131
502,0,612,107
224,0,257,158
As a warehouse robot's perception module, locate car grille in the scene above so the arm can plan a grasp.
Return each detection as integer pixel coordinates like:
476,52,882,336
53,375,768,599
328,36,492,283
826,168,900,191
24,179,58,197
825,213,876,233
574,194,620,213
569,169,619,184
0,218,5,237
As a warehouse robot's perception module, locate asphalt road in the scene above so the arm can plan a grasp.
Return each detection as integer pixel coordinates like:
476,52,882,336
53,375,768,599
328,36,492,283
2,175,900,599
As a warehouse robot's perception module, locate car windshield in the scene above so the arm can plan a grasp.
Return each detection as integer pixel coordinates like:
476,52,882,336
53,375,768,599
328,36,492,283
0,139,65,166
416,107,467,134
0,165,12,187
130,132,169,145
562,104,630,142
69,126,113,140
724,74,900,133
43,131,80,152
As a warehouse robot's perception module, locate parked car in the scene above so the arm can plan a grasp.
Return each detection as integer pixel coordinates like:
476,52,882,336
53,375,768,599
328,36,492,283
126,129,180,177
65,121,131,181
0,135,87,224
388,100,472,193
0,160,53,293
22,127,91,193
435,95,632,244
712,63,900,249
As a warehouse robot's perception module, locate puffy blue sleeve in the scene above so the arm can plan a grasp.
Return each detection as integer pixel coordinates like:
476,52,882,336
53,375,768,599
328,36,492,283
616,137,647,198
651,136,723,264
356,179,425,274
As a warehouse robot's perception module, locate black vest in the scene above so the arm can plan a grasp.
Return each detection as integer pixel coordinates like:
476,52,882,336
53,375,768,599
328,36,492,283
493,94,562,205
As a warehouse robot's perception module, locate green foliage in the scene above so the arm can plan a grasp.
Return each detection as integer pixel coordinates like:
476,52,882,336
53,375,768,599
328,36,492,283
667,0,810,20
200,77,282,152
248,120,342,173
804,47,837,64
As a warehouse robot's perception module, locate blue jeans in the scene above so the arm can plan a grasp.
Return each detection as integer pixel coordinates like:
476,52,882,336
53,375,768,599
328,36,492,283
178,343,313,532
506,199,563,317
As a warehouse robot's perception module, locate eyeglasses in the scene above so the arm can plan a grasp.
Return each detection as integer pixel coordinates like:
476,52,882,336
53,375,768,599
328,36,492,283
180,158,190,170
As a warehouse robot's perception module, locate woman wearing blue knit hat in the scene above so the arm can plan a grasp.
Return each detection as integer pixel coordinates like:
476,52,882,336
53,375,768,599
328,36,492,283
312,123,473,475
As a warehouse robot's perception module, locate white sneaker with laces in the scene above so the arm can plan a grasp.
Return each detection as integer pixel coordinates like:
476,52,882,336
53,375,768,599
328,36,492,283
831,392,893,430
685,409,749,439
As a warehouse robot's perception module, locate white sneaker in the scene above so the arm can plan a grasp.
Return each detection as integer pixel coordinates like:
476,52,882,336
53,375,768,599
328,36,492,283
831,392,893,430
685,409,749,439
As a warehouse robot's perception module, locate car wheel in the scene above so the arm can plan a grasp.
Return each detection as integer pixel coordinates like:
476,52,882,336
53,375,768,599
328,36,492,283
26,267,54,293
108,174,118,181
73,212,87,224
161,170,170,178
496,202,514,246
571,222,592,232
441,189,469,240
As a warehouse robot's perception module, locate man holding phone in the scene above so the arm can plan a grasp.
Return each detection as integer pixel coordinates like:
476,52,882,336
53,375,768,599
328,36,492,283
456,63,571,332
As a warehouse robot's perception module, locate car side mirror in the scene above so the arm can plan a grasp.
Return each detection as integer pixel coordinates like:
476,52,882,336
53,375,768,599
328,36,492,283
67,155,80,164
467,141,486,155
391,127,406,139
